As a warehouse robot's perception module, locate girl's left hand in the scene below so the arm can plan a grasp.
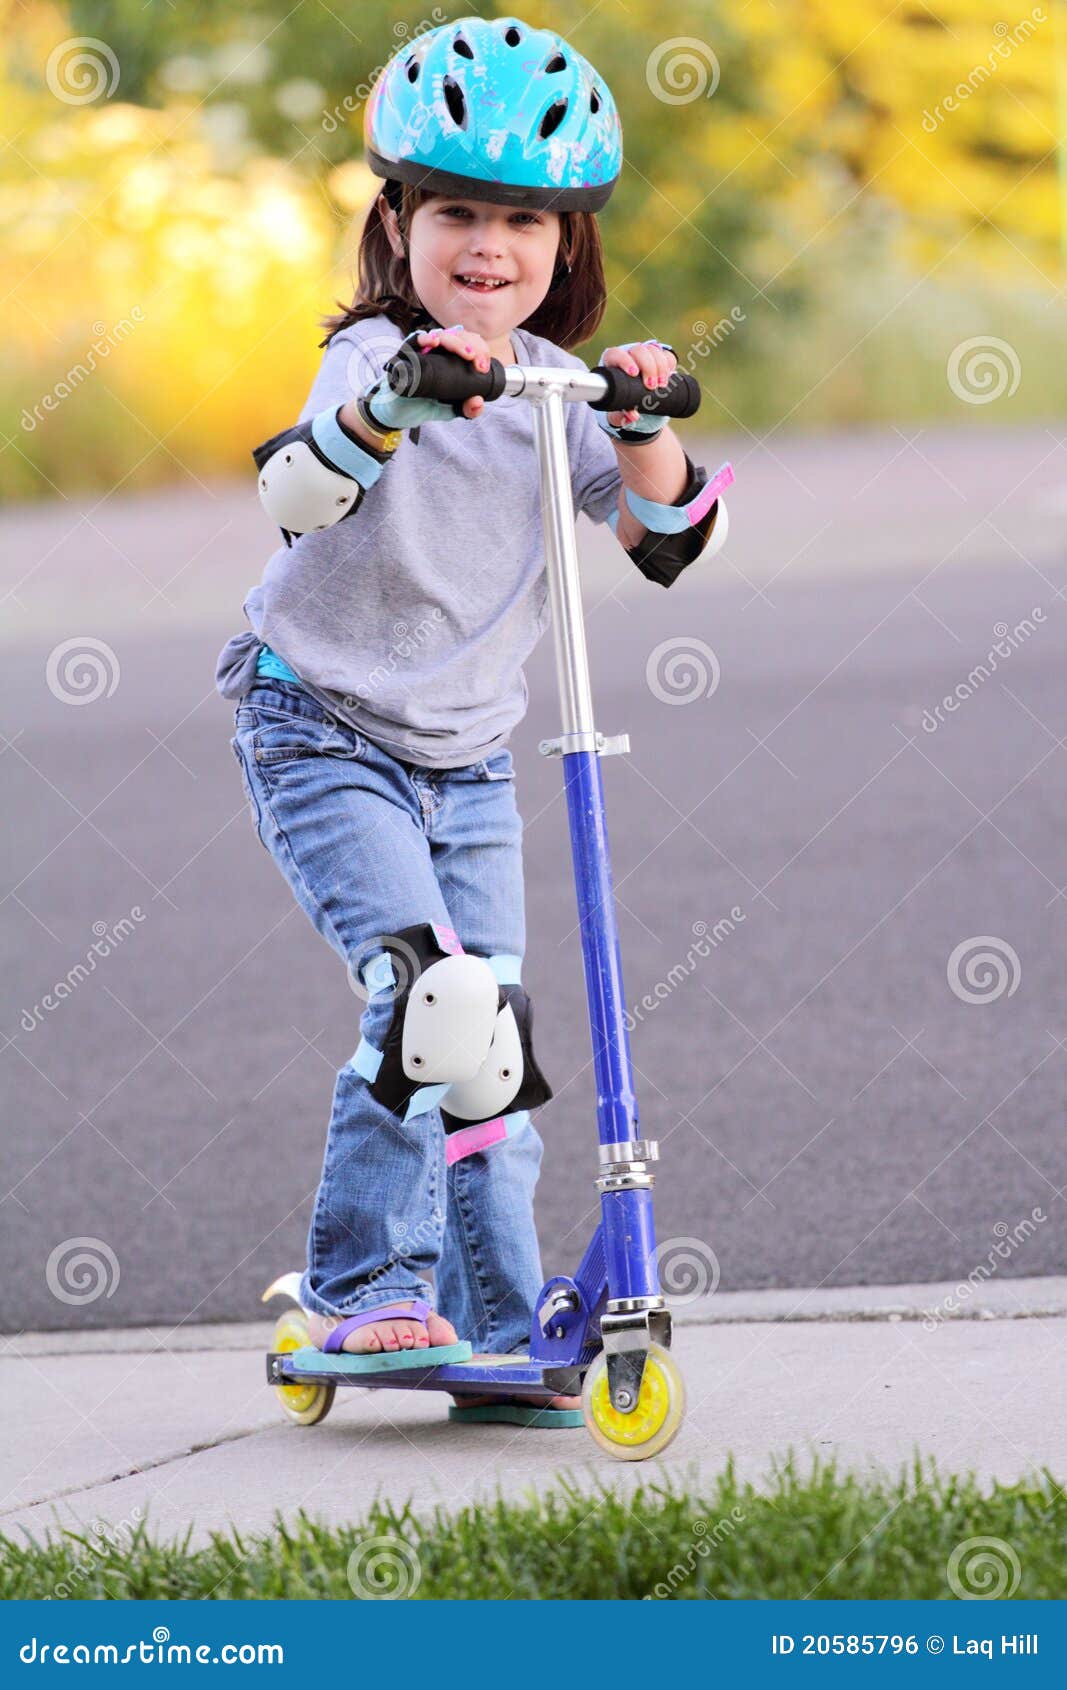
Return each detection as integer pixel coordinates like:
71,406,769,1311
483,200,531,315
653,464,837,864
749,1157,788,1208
601,341,677,428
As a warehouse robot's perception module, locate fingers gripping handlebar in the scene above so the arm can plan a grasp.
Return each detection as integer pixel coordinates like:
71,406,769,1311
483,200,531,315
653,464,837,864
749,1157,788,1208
386,343,507,413
384,343,703,421
587,366,700,420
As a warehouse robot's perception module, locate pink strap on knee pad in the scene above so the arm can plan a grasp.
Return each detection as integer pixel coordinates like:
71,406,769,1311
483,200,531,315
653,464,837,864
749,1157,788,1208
445,1117,508,1165
430,922,464,956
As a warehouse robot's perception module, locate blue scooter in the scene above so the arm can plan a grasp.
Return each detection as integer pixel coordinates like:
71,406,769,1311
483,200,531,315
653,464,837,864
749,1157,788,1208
265,341,733,1461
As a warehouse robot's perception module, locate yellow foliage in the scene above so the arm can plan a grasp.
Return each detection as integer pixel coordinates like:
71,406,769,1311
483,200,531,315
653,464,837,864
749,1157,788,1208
2,0,1063,496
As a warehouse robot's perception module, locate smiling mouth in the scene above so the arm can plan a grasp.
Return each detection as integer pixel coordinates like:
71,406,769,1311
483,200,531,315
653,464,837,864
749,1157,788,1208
454,275,513,292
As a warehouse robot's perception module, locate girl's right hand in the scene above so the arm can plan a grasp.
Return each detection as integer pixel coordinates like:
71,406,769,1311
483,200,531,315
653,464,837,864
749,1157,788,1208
414,326,493,420
363,325,492,430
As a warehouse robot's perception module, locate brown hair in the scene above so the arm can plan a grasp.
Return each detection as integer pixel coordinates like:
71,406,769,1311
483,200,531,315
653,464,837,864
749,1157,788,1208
318,181,607,353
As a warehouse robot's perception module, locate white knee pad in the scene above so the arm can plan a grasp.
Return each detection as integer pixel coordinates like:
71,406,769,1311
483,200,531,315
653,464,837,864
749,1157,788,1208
402,952,500,1083
436,1001,525,1121
355,924,553,1130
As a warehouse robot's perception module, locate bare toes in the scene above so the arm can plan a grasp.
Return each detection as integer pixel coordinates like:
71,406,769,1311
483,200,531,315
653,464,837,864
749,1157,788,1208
426,1313,458,1346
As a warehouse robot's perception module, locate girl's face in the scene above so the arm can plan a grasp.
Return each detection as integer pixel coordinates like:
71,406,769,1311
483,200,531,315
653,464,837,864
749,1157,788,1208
393,195,561,360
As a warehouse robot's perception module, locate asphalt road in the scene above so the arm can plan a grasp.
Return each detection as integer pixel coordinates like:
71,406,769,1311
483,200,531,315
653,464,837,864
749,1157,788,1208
2,424,1064,1332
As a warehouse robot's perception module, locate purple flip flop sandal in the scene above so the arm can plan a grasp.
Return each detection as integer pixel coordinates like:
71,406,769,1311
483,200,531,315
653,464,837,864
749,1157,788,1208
316,1298,471,1370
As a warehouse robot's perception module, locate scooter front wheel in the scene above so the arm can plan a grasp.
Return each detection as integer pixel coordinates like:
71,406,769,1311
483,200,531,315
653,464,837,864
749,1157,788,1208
271,1309,336,1426
581,1341,684,1461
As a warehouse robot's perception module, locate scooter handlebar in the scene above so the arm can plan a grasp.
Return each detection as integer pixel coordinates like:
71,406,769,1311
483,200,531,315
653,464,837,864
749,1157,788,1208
385,343,507,408
384,344,701,419
586,364,700,420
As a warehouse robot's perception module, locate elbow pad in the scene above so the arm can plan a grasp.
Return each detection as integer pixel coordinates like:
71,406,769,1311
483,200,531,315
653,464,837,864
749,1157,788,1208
607,456,733,588
252,406,393,546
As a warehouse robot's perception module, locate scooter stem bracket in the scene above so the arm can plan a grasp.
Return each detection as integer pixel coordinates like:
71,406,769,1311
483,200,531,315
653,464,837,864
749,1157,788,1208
596,1169,655,1193
538,731,630,757
601,1304,673,1413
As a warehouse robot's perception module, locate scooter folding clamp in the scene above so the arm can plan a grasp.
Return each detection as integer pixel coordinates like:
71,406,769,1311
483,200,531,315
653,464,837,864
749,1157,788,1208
597,1139,659,1181
598,1138,660,1166
537,1283,582,1335
538,731,630,757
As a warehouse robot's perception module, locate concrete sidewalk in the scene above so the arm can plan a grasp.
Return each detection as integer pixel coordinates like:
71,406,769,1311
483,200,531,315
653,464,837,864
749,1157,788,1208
2,1279,1064,1550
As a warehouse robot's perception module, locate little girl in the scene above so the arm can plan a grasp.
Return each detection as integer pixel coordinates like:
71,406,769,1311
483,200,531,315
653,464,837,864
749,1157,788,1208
217,15,728,1417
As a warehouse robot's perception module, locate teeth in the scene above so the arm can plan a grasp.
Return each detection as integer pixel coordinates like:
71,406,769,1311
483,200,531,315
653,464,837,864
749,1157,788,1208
458,276,508,288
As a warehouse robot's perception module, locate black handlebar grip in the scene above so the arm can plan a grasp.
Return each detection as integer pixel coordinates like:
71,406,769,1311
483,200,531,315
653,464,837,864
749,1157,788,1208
385,343,507,413
587,366,701,420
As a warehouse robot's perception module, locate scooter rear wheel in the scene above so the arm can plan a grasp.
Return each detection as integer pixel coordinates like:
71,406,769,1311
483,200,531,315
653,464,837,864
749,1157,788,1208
581,1341,684,1460
271,1309,336,1426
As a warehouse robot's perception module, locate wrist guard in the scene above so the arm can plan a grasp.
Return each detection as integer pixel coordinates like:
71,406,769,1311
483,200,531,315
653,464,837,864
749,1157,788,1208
595,340,677,443
608,456,733,588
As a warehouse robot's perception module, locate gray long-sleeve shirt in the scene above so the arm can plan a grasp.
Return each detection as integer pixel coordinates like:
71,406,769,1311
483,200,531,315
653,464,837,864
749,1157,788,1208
215,313,624,768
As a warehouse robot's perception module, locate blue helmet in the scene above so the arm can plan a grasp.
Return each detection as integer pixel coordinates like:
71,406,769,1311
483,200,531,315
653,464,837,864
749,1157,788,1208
364,15,622,212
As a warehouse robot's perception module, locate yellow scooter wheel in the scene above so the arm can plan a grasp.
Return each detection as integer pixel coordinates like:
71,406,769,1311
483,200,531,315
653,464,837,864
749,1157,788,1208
272,1309,335,1426
581,1342,685,1461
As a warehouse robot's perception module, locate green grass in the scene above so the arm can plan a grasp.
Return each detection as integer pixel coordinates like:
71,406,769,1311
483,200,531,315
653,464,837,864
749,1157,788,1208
2,1460,1065,1600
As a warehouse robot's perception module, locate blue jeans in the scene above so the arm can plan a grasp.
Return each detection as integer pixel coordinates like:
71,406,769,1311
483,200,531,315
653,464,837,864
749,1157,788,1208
230,678,546,1354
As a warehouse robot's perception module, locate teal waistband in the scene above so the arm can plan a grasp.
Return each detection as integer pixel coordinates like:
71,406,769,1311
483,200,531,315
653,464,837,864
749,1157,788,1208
256,645,300,684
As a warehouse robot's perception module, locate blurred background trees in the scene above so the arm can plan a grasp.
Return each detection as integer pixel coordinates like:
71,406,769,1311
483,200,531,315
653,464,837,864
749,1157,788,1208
3,0,1063,499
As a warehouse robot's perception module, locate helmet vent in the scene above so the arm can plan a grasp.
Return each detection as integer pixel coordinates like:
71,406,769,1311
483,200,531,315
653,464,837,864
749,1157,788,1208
590,87,601,113
442,75,468,129
539,98,568,141
504,26,522,46
405,57,419,84
545,52,566,73
453,34,474,59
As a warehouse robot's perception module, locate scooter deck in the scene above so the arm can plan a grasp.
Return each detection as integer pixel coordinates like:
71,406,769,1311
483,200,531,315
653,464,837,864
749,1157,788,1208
270,1345,577,1401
